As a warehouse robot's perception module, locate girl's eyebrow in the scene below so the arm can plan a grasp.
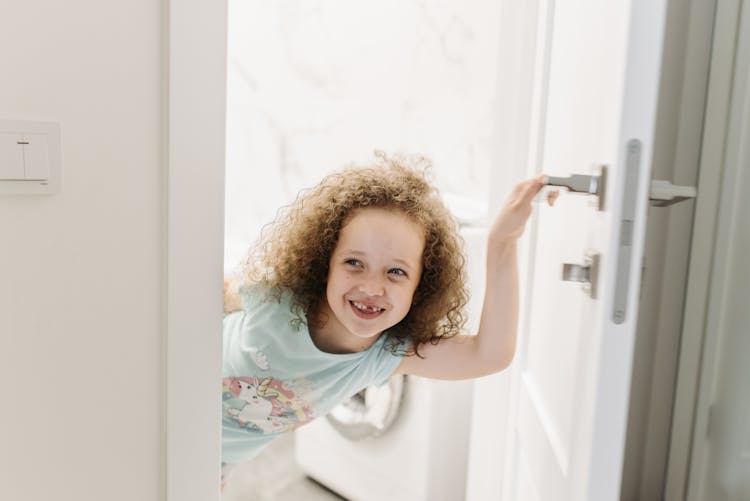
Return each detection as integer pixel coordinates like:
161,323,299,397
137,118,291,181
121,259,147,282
339,249,366,258
339,249,416,270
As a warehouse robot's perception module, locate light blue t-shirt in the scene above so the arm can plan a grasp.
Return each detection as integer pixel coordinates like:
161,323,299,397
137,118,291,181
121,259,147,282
222,285,407,464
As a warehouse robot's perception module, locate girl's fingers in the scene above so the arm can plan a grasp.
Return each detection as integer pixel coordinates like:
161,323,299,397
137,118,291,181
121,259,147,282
509,175,554,208
546,190,560,206
520,177,545,203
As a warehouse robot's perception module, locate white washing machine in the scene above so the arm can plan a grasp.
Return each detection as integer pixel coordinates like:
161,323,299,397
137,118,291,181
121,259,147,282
295,375,475,501
295,227,487,501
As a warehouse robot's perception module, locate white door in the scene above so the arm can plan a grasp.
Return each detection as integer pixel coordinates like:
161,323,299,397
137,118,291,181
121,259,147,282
503,1,668,500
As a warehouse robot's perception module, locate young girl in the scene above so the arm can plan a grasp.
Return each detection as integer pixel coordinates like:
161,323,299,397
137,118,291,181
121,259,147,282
221,153,551,488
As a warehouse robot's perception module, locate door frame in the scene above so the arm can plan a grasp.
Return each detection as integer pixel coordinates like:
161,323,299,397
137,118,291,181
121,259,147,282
618,0,717,498
165,1,227,500
665,0,749,497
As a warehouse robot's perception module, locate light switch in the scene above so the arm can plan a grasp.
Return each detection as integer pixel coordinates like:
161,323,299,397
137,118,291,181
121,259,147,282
0,132,25,180
0,120,61,195
22,133,50,180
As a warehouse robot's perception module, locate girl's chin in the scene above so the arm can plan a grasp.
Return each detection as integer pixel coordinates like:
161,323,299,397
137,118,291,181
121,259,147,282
344,314,406,338
347,326,383,340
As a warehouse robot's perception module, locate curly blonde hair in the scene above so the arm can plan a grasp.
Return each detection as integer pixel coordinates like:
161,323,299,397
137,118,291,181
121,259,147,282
243,153,469,356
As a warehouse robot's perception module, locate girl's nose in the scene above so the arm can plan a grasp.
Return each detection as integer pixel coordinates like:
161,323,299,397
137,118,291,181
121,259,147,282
358,275,385,296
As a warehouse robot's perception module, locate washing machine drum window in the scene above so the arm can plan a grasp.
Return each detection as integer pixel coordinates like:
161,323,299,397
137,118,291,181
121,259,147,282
326,375,407,441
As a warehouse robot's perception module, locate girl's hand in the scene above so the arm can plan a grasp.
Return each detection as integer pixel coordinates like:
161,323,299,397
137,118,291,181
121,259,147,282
223,276,243,314
488,175,557,248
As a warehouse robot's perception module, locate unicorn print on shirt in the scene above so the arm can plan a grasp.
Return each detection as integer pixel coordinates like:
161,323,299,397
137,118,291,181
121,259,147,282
222,376,315,434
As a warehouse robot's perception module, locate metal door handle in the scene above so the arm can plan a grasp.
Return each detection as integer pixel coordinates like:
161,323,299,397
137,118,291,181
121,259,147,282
544,174,599,194
649,180,697,207
543,166,607,211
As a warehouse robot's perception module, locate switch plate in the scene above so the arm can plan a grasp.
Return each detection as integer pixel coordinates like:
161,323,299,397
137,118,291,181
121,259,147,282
0,120,61,195
22,133,51,180
0,132,25,180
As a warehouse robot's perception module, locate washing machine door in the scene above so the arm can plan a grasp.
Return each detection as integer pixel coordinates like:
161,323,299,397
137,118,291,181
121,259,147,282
326,375,406,440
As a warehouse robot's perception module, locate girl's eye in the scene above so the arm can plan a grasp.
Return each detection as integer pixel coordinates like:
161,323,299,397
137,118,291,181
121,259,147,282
388,268,407,278
344,259,363,267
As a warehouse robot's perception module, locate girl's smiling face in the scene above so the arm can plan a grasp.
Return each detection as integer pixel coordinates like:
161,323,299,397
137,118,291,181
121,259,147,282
316,207,425,353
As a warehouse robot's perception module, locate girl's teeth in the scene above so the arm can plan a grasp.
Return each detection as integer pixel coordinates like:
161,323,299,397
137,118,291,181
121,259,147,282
353,301,382,313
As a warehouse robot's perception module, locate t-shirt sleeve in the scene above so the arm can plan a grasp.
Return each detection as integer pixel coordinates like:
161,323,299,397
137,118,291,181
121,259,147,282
369,338,411,386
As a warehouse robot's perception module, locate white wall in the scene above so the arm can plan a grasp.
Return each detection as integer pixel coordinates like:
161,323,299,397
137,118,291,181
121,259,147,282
0,1,164,500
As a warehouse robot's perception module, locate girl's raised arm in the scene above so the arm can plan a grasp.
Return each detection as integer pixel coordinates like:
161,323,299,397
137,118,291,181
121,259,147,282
394,176,550,380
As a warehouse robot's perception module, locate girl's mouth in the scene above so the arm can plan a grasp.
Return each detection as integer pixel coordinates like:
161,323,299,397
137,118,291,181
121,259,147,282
349,300,385,319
